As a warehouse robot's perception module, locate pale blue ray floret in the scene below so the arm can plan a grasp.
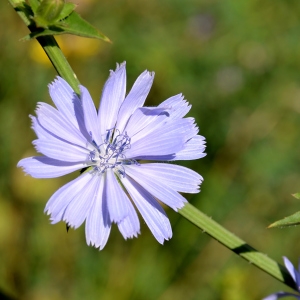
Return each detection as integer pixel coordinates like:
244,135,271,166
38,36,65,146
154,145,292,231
18,62,206,250
263,257,300,300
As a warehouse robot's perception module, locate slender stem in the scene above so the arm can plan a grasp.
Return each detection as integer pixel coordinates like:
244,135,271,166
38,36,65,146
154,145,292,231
35,35,80,94
179,203,296,290
9,0,297,293
9,0,80,94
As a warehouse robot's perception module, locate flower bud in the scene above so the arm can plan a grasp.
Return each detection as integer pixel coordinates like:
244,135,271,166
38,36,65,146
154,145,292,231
36,0,65,24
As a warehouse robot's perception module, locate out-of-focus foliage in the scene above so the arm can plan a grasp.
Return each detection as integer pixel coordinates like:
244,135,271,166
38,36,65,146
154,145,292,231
2,0,300,299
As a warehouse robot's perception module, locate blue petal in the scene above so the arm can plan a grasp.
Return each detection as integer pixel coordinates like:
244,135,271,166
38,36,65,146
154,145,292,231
44,172,94,224
131,117,197,145
80,85,102,146
17,156,85,178
117,197,140,239
105,169,129,223
117,70,154,132
124,94,191,138
121,176,172,244
31,115,51,140
126,118,197,158
33,139,90,162
85,176,111,250
98,62,126,142
125,165,187,211
158,94,191,119
63,173,99,229
49,78,90,141
49,77,82,128
127,163,202,193
283,256,300,289
36,102,88,148
133,135,206,161
168,135,207,161
124,107,170,138
31,113,94,157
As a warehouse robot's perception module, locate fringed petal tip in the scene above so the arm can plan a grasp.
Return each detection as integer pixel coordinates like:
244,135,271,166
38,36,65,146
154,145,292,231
116,61,126,69
117,217,141,240
141,70,155,79
44,207,50,215
171,199,187,212
48,76,68,87
158,232,173,245
120,230,141,240
86,240,108,251
107,62,127,81
17,157,30,172
109,61,126,75
48,76,58,88
16,165,31,178
49,217,60,225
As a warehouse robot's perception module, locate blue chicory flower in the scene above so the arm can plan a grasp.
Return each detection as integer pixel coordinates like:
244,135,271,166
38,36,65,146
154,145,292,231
18,62,206,249
263,256,300,299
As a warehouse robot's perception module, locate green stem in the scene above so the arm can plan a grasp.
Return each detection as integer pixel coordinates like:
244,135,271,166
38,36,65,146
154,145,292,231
9,0,297,293
179,203,296,289
35,35,80,94
9,0,80,94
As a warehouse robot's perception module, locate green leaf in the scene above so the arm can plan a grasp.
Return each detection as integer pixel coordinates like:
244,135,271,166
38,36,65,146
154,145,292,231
268,211,300,228
292,193,300,199
58,2,76,20
22,27,61,41
26,11,111,42
58,11,111,42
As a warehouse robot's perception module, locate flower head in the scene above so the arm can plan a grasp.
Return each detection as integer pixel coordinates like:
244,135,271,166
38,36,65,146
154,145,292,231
263,256,300,300
18,62,206,249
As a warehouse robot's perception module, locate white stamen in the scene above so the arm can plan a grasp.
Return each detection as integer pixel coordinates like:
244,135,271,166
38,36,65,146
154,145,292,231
89,128,138,177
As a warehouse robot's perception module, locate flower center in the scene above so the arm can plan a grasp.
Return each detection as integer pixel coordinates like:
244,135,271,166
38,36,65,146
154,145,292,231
89,128,136,176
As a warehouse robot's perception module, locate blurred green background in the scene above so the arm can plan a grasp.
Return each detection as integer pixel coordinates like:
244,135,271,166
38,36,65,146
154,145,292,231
2,0,300,299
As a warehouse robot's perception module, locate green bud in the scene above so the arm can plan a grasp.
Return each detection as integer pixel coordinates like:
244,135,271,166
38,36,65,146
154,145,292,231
36,0,65,24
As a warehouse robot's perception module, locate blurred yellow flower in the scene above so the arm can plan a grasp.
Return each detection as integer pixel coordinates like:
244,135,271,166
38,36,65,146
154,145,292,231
29,35,101,66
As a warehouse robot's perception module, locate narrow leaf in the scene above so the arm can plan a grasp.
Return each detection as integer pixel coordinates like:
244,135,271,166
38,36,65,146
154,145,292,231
268,211,300,228
22,28,62,41
56,11,111,42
